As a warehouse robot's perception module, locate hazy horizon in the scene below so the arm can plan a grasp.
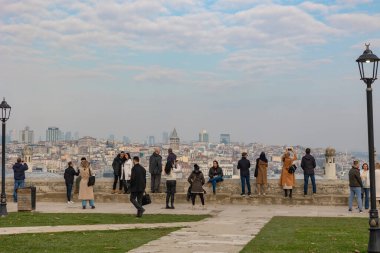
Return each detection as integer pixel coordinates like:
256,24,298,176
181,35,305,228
1,0,380,151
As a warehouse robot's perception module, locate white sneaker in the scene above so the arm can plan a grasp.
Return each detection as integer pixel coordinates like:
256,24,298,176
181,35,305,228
70,201,75,204
67,201,71,204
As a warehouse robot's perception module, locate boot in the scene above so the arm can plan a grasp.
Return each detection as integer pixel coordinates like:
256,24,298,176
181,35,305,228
289,189,293,198
165,194,170,209
284,189,288,197
170,193,175,209
111,189,116,194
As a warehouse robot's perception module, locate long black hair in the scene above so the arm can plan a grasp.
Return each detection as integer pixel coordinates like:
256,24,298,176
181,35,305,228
165,161,173,175
259,152,268,163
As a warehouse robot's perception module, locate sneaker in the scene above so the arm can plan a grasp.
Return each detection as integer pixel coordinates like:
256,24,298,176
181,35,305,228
91,206,95,209
348,209,352,212
170,206,175,209
262,193,266,196
165,206,170,209
82,206,86,209
240,193,245,196
67,201,71,204
360,210,363,213
70,201,75,204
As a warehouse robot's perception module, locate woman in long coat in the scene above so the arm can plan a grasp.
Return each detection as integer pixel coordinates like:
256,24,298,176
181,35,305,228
279,149,297,198
78,158,95,209
256,152,268,195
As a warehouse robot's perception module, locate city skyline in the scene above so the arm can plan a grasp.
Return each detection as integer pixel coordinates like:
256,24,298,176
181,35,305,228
1,1,380,151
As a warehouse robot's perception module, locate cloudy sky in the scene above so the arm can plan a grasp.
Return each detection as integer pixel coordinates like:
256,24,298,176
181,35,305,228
1,0,380,151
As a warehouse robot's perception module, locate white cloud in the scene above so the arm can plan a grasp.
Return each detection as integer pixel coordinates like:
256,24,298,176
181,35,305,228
328,13,380,33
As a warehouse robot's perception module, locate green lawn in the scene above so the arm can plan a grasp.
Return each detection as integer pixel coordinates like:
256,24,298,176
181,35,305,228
0,212,210,227
241,217,368,253
0,227,178,253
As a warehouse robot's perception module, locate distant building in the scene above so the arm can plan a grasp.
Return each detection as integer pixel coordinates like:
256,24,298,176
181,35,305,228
108,134,115,142
220,134,230,144
123,136,130,145
199,130,209,143
162,132,169,144
65,131,72,141
148,136,155,146
46,127,60,142
170,128,180,151
22,145,33,172
9,129,18,142
20,126,34,144
324,147,337,180
78,136,97,147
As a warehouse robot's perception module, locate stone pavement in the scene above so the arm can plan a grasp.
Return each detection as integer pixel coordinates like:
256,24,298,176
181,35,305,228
2,201,367,253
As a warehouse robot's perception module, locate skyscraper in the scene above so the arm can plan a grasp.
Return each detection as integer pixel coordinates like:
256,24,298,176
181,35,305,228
148,136,155,146
220,134,231,144
199,130,209,143
65,131,72,141
46,127,60,142
162,132,169,144
170,128,180,151
20,126,34,144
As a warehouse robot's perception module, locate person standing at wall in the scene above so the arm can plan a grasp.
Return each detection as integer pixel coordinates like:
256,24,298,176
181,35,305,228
64,161,79,204
256,152,268,196
12,158,28,202
188,164,206,209
301,148,317,196
149,148,162,193
360,163,370,210
237,152,251,197
78,157,95,209
348,160,363,213
112,151,125,194
164,159,181,209
279,148,297,198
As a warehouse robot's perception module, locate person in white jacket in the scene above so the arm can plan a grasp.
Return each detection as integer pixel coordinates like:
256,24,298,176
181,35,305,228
164,160,181,209
360,163,370,210
121,153,133,194
375,163,380,205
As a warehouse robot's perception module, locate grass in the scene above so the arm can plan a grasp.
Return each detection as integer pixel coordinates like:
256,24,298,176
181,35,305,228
0,212,210,227
240,216,368,253
0,227,178,253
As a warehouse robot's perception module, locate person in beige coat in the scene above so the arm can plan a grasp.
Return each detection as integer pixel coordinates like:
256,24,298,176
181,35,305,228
78,157,95,209
375,163,380,204
279,148,297,198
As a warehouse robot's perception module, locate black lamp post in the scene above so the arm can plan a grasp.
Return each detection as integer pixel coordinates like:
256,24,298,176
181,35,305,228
356,44,380,253
0,98,11,217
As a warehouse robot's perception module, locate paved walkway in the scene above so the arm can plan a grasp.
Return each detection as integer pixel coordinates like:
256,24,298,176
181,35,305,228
3,202,367,253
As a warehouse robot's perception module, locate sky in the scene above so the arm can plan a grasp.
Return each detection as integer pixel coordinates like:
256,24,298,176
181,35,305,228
1,0,380,151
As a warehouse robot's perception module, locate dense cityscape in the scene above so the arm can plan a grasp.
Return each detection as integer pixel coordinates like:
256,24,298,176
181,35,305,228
1,125,374,180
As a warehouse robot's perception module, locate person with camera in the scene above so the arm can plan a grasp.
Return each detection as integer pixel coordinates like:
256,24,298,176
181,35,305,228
78,157,95,209
64,161,79,204
255,152,268,196
301,148,317,196
279,148,297,198
12,158,29,202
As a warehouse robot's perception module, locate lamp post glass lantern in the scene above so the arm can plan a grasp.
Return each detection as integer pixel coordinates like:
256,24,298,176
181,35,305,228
357,44,380,253
0,98,11,217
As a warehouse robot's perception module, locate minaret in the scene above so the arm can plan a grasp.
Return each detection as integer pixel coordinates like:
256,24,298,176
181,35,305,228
22,145,33,172
324,147,337,180
169,128,180,151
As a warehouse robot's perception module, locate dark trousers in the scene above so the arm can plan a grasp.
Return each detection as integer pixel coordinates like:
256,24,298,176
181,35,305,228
240,175,251,194
151,174,161,193
113,175,122,190
191,193,205,205
304,174,316,194
166,180,176,207
130,192,144,212
66,183,73,201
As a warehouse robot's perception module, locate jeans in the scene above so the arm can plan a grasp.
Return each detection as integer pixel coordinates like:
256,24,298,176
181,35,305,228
349,187,363,211
240,175,251,194
208,176,223,193
66,183,73,201
13,180,25,202
82,199,95,207
362,188,370,209
304,174,316,195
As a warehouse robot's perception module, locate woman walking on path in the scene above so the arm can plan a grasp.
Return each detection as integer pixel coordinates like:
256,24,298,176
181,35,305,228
188,164,206,209
78,157,95,209
121,153,133,194
279,148,297,198
361,163,370,210
164,160,181,209
256,152,268,195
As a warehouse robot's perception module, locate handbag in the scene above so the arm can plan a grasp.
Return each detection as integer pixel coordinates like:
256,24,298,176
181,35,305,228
87,168,96,187
288,164,297,174
142,192,151,206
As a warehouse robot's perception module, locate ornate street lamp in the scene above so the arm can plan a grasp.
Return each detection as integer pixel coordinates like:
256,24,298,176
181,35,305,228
357,44,380,253
0,98,11,217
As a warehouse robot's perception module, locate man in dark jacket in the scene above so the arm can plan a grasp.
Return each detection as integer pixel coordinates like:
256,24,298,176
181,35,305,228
112,151,125,194
167,148,177,165
64,161,79,204
149,148,162,193
13,158,28,202
301,148,317,196
130,156,147,217
348,160,363,213
237,152,251,196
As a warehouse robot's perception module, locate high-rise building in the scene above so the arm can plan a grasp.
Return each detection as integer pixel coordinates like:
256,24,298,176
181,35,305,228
220,134,231,144
9,129,18,142
123,136,130,145
170,128,180,151
162,132,169,144
108,134,115,142
148,136,155,146
65,131,72,141
74,132,79,140
46,127,60,142
199,130,209,143
20,126,34,144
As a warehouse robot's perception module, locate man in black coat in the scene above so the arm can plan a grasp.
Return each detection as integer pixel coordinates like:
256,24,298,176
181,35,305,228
64,161,79,204
301,148,317,196
12,158,28,202
237,152,251,196
130,156,147,217
167,148,177,165
149,148,162,193
112,151,125,194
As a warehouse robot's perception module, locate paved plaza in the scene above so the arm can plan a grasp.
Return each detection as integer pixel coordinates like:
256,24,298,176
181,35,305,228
2,202,367,253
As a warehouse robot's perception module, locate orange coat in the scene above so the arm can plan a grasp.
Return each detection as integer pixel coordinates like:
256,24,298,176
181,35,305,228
279,154,297,188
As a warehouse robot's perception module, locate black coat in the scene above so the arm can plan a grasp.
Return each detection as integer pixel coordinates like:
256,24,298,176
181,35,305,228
130,164,147,193
13,162,28,180
112,154,124,176
301,154,316,175
208,167,223,179
167,153,177,164
237,157,251,176
149,153,162,175
64,166,79,184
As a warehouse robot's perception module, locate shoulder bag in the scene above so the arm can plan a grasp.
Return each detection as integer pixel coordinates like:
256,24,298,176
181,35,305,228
87,167,96,187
